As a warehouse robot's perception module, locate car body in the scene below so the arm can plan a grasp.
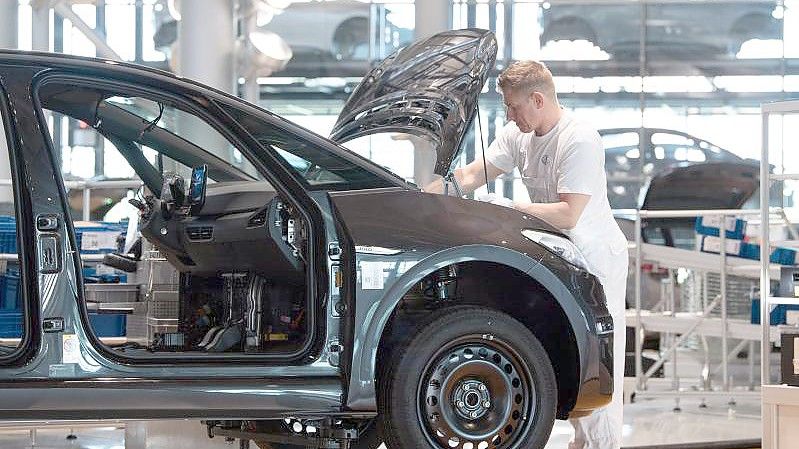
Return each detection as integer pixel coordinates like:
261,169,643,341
541,1,782,60
602,127,748,209
0,29,612,448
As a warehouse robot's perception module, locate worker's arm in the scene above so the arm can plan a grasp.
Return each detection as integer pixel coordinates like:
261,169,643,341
424,159,506,195
515,193,590,230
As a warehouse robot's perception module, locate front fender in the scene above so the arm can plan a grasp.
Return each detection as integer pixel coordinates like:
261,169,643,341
345,244,595,411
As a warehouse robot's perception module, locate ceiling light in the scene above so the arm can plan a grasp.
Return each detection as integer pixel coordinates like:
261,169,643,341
167,0,181,21
247,31,293,73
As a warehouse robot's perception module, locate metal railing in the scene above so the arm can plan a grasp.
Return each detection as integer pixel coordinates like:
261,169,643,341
0,179,141,260
622,207,790,401
0,178,142,221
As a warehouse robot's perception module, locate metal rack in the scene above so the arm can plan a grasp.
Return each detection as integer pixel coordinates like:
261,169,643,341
628,208,792,403
759,100,799,449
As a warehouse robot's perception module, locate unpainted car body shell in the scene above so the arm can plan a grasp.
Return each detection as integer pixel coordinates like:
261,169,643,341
0,47,612,423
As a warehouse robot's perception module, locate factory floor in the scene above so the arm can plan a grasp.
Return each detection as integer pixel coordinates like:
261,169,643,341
0,347,768,449
0,394,762,449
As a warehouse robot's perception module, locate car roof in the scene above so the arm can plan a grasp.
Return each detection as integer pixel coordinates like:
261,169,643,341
0,50,282,122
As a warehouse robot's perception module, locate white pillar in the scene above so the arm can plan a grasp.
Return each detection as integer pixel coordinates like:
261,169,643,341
0,0,17,50
0,1,16,206
179,0,235,94
177,0,236,169
241,0,260,105
0,118,12,207
413,0,450,186
414,0,450,40
31,0,50,52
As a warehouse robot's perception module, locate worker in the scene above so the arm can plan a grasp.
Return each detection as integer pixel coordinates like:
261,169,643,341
426,60,629,449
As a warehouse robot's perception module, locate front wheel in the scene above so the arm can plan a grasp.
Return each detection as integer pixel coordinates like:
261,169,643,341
378,306,558,449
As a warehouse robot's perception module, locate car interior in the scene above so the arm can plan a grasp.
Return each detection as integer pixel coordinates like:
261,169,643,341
37,81,314,358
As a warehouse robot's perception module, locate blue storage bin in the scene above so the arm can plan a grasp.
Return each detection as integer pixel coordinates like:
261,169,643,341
88,313,126,337
0,311,22,338
0,264,20,311
0,218,128,255
0,216,17,255
0,273,20,310
738,242,798,266
695,216,747,240
82,266,127,284
751,298,799,325
75,222,126,254
0,229,16,254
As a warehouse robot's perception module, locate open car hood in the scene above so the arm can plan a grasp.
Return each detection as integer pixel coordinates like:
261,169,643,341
642,161,759,210
330,28,497,176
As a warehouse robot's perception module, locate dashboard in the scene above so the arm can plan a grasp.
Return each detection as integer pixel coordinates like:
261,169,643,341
139,181,307,284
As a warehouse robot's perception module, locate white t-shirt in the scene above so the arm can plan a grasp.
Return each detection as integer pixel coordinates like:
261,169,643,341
485,111,628,274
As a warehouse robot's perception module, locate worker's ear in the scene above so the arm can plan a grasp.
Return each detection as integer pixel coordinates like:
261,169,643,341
532,91,545,109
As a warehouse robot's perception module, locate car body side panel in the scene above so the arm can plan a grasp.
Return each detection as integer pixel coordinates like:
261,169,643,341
0,63,346,420
329,189,612,413
0,378,343,420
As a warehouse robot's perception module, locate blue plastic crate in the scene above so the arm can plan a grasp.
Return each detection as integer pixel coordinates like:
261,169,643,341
695,216,747,240
82,266,127,284
751,298,799,325
0,311,22,338
0,229,16,254
75,224,125,254
88,313,126,337
738,242,798,266
0,272,20,310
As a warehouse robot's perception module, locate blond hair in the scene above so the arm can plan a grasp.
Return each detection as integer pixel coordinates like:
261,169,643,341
497,60,557,100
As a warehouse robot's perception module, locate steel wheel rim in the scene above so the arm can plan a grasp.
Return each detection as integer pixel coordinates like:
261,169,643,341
417,336,535,449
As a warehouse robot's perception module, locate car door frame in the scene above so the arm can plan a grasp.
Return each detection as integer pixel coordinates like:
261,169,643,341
0,59,345,421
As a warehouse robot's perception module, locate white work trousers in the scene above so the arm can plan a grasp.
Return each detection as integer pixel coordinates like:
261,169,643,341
568,245,629,449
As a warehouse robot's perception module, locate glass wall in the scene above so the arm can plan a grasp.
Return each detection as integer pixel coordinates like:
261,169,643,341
16,0,799,207
446,0,798,207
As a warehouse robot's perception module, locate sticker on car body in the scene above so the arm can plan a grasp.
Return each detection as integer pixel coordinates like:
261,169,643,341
360,262,385,290
62,334,80,363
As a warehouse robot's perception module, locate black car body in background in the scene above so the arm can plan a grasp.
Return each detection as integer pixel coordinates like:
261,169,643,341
0,30,612,449
602,127,748,210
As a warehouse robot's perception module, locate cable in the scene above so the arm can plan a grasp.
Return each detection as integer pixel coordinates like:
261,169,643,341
138,103,165,141
476,104,493,194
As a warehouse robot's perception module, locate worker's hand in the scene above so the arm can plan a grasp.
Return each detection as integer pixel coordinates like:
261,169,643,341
423,178,443,194
477,192,516,209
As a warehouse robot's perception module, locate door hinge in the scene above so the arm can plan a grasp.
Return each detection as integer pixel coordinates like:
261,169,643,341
328,242,341,260
43,317,65,333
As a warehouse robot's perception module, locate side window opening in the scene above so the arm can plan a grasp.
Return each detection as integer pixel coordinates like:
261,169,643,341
0,91,24,357
37,80,313,360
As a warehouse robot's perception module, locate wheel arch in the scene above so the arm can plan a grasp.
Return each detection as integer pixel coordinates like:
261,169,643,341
346,245,593,417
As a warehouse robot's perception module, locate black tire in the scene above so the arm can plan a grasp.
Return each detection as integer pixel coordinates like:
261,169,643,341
378,306,557,449
102,252,138,273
